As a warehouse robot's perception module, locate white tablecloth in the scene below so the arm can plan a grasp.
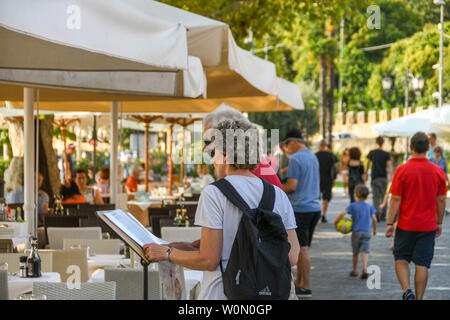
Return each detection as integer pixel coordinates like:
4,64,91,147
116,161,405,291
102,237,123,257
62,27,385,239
87,254,130,277
8,272,61,300
128,197,178,211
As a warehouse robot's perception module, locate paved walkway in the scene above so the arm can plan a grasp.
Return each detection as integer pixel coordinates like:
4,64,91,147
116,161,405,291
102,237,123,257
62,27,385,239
294,188,450,300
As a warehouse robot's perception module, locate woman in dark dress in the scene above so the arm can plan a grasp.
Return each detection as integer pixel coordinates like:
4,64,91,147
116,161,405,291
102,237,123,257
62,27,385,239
347,147,367,203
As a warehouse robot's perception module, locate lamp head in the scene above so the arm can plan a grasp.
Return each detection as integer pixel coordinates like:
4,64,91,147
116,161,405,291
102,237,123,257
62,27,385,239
382,77,393,91
412,76,425,91
434,0,445,6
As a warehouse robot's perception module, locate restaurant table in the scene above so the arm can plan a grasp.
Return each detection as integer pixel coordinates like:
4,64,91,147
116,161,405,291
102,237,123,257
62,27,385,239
87,254,130,277
8,272,61,300
88,267,203,300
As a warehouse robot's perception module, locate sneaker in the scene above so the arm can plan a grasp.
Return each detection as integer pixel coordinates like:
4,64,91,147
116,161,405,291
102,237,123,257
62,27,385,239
296,287,312,298
321,216,328,223
402,289,416,300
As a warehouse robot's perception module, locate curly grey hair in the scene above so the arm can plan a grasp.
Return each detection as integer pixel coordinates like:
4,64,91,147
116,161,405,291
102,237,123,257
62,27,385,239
214,119,260,171
203,104,249,130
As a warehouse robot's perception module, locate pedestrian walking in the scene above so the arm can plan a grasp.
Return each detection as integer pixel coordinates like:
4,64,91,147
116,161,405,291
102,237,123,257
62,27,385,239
334,184,377,279
277,144,290,184
347,147,367,203
385,132,447,300
315,140,338,223
429,146,449,185
366,136,393,221
282,128,321,298
426,133,446,160
340,148,350,195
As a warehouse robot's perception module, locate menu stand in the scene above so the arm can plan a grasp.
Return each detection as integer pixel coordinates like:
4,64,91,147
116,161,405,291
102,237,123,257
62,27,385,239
140,258,151,300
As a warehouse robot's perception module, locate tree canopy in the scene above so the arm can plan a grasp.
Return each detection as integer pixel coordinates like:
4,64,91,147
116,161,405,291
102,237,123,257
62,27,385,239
160,0,450,138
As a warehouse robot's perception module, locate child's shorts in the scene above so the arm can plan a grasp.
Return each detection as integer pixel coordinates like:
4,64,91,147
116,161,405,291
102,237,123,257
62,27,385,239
352,231,371,255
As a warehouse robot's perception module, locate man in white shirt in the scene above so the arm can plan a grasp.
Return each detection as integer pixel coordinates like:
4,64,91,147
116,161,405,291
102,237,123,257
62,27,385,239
144,119,299,300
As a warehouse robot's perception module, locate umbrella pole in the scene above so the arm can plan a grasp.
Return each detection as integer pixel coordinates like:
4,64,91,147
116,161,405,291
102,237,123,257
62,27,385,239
145,123,149,193
111,101,119,207
61,123,70,182
92,116,97,179
168,124,174,196
180,127,185,183
24,87,35,237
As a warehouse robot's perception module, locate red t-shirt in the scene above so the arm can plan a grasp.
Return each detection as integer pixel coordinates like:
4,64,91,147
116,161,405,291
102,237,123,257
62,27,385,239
389,158,447,232
252,159,283,189
125,176,139,193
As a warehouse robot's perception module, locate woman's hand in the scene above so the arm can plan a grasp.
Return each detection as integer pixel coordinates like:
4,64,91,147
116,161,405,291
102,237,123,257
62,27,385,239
143,243,170,261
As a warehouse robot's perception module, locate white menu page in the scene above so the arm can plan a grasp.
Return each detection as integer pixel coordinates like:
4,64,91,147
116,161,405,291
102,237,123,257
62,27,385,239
98,209,168,247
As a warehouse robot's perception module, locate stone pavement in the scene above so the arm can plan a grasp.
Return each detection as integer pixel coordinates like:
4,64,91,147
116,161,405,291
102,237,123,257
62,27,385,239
293,188,450,300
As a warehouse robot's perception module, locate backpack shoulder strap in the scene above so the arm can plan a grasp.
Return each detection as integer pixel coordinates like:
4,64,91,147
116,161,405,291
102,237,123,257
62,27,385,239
257,178,275,211
212,178,250,212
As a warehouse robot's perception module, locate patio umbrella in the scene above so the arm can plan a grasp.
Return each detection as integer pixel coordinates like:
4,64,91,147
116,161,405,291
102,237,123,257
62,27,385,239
0,0,304,237
123,113,204,195
125,115,163,193
164,116,203,195
430,105,450,136
0,0,208,238
0,0,207,98
1,0,303,112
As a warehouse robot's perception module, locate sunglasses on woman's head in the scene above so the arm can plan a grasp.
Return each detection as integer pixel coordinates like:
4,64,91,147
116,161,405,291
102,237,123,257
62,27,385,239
204,147,215,159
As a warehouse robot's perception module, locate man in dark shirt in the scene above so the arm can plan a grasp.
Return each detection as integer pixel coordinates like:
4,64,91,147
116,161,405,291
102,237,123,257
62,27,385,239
366,136,393,221
315,140,338,223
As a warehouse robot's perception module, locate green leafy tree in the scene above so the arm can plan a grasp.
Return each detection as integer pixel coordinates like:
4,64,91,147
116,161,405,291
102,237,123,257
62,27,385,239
368,22,450,110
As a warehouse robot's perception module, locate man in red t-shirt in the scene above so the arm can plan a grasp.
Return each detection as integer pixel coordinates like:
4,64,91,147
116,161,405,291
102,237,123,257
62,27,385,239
386,132,447,300
125,166,142,193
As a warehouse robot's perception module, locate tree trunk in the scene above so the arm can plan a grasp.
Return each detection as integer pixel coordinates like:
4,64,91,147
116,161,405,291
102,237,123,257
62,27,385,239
4,115,60,200
327,59,335,149
39,115,60,198
320,55,328,141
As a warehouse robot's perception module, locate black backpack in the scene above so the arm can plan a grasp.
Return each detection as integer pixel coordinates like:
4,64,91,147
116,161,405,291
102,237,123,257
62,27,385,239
212,178,292,300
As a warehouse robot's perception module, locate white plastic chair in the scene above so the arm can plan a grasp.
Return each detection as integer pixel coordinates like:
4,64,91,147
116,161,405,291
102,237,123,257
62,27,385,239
161,227,202,243
0,270,8,300
63,239,122,255
33,281,116,300
39,248,89,283
104,268,160,300
47,227,102,249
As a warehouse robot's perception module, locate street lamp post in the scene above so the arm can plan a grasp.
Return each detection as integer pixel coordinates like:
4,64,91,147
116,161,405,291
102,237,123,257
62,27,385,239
434,0,445,108
382,68,425,161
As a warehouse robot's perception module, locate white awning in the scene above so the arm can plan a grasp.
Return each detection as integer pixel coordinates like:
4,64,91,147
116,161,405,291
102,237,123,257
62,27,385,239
0,0,207,98
123,0,304,109
372,106,450,137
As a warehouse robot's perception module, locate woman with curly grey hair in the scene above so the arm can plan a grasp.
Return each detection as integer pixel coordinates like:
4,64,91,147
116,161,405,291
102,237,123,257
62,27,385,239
144,119,299,300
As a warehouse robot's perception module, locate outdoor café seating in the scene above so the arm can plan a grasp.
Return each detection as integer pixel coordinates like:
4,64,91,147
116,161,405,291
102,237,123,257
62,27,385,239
0,252,53,273
0,270,8,300
62,239,122,255
33,281,116,300
46,227,102,250
104,267,160,300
